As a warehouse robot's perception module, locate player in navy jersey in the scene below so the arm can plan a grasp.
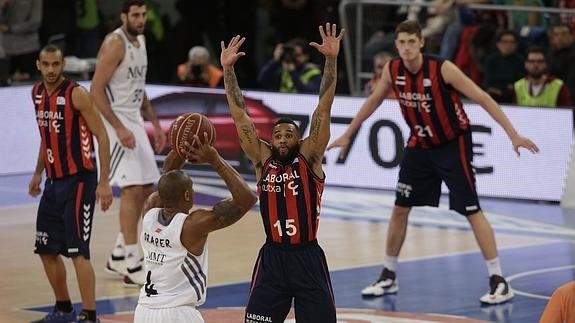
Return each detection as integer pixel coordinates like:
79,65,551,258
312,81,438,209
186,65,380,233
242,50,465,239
328,20,539,305
28,44,113,323
221,23,344,323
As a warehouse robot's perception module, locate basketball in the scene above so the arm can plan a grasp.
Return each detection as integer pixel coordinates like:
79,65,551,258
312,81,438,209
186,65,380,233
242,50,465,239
169,112,216,159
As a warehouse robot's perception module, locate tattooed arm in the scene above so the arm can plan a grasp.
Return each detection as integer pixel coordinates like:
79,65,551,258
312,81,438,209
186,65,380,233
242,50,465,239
301,23,345,168
220,36,271,174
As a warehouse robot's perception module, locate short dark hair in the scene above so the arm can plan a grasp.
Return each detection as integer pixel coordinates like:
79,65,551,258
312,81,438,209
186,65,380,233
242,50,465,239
526,46,546,60
38,44,63,60
549,22,572,34
274,118,300,131
395,20,422,40
495,29,517,43
122,0,146,14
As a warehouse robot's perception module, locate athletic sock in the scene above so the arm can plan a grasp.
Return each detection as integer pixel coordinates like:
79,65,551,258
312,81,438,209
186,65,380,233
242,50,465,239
486,257,503,277
383,255,398,272
111,232,125,258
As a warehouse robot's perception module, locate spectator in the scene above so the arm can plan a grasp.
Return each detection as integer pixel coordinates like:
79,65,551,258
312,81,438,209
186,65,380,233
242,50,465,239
505,0,549,51
547,23,575,98
0,0,42,82
483,30,525,103
257,37,321,93
74,0,102,58
512,46,573,107
363,51,394,97
539,281,575,323
176,46,223,88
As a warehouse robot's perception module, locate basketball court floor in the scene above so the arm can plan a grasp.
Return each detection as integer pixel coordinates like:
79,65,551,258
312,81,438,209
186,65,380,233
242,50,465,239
1,169,573,322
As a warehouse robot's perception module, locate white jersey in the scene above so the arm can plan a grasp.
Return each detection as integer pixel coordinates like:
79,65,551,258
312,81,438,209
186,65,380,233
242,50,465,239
106,28,147,120
138,208,208,308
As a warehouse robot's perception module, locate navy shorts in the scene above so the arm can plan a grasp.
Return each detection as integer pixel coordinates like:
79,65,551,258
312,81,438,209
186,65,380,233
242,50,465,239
395,130,481,215
245,241,336,323
34,172,97,259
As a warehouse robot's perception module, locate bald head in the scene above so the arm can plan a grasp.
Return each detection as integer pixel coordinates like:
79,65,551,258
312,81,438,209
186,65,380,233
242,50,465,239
158,170,193,206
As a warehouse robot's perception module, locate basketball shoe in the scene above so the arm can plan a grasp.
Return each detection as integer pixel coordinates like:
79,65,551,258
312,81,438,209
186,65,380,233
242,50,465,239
480,274,514,305
30,309,76,323
104,255,127,277
361,267,399,296
123,264,146,288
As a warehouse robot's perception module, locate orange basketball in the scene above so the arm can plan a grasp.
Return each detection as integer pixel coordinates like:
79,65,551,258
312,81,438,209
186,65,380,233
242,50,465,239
169,112,216,159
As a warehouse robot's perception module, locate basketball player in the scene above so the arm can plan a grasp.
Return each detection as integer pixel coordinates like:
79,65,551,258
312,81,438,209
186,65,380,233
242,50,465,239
90,0,166,287
29,44,113,323
133,139,257,323
221,23,344,322
327,20,539,305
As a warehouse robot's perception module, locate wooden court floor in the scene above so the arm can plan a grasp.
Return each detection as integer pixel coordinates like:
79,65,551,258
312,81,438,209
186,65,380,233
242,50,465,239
1,173,573,322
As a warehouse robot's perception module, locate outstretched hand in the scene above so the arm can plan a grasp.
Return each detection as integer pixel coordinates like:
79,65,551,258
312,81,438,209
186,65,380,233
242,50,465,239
220,35,246,69
309,23,345,58
511,135,539,156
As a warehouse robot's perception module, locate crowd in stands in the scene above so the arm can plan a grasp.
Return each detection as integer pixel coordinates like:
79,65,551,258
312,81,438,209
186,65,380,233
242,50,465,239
0,0,573,108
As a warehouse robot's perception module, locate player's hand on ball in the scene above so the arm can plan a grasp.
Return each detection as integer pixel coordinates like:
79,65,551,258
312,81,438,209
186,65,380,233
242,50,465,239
182,133,218,164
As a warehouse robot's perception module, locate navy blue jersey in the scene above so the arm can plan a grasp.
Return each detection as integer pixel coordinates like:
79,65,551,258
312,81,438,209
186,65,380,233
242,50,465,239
257,154,324,245
32,79,95,179
389,54,470,148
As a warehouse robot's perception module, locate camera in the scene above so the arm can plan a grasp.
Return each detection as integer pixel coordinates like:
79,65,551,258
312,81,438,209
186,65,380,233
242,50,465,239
281,45,295,64
191,64,203,78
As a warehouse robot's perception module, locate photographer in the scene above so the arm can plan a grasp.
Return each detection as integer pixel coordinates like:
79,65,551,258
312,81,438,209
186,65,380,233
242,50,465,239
176,46,223,88
257,38,321,93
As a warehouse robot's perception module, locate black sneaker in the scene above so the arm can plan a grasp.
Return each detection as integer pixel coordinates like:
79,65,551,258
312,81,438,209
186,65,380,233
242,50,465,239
480,274,514,305
361,267,399,296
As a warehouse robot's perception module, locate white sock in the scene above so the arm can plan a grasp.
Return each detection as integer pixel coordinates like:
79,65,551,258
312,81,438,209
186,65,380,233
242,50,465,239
383,255,398,272
111,233,125,258
486,257,503,277
124,244,141,270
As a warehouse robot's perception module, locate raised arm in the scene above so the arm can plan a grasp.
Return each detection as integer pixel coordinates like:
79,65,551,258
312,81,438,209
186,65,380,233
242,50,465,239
72,86,113,211
300,23,344,163
326,60,393,158
221,36,271,169
441,60,539,156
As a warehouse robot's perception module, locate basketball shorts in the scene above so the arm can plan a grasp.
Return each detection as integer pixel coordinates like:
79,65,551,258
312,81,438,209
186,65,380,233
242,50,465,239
34,172,97,259
395,130,481,216
245,241,336,323
133,305,204,323
96,112,160,187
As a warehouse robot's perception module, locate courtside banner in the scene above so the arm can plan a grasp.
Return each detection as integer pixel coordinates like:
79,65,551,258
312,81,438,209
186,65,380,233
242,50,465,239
3,84,572,201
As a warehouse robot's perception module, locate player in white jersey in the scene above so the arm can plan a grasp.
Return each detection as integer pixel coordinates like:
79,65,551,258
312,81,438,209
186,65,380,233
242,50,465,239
91,0,166,287
134,136,257,323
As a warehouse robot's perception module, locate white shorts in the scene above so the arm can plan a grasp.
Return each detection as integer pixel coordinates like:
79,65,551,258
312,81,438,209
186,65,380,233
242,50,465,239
96,112,160,187
134,305,204,323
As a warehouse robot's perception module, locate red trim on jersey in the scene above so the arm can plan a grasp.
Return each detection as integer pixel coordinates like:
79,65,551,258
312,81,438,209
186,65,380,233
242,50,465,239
299,160,314,241
429,60,455,139
75,182,85,238
458,135,476,193
415,69,440,146
64,85,78,175
266,167,281,243
48,89,63,178
285,165,300,244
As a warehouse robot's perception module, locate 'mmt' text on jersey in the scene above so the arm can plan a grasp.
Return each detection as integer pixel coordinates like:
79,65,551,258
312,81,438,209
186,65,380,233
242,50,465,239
127,65,147,80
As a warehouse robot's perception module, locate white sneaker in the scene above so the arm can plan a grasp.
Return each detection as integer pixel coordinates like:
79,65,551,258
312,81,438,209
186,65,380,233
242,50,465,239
123,265,146,288
104,255,127,277
361,268,399,296
480,275,514,305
